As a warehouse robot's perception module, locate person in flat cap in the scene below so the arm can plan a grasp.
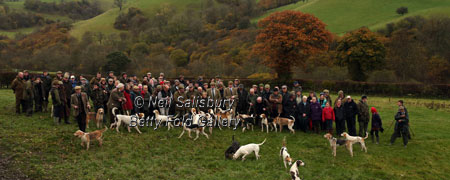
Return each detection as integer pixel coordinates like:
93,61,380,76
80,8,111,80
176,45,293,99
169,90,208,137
207,82,221,109
40,70,52,113
357,95,370,137
107,83,126,124
323,89,332,106
262,84,271,101
269,87,282,117
71,86,90,132
224,80,238,113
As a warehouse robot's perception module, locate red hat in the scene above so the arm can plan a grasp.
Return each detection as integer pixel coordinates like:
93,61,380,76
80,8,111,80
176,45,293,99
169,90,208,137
159,81,164,85
371,107,377,113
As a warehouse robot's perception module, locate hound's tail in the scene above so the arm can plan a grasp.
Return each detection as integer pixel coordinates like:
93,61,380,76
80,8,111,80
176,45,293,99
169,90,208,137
364,132,369,139
290,116,296,122
282,136,286,147
112,107,119,123
258,138,267,146
112,107,118,116
100,126,108,133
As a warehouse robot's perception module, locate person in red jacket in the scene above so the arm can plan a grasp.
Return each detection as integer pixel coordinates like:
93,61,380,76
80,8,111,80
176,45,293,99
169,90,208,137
123,84,133,115
322,102,335,134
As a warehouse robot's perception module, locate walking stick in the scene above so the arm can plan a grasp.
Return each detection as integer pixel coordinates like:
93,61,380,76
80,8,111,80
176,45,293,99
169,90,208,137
408,123,415,137
386,119,396,132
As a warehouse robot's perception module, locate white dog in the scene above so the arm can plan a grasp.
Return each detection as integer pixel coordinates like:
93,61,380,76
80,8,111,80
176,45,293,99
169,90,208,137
232,138,266,161
290,160,305,180
154,109,174,130
178,108,209,140
341,132,368,153
110,107,143,134
280,137,292,169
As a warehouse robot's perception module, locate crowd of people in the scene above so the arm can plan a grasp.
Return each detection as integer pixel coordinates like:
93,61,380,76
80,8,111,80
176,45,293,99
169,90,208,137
10,70,411,146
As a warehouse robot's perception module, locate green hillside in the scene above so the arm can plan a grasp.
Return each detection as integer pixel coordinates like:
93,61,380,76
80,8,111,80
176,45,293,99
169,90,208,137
70,0,200,39
253,0,450,34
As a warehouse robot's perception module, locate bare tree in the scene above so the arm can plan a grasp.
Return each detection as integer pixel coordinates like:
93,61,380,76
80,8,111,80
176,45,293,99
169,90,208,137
114,0,126,11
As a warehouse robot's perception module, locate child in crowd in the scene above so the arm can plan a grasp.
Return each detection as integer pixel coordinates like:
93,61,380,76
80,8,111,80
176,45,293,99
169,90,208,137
322,102,335,134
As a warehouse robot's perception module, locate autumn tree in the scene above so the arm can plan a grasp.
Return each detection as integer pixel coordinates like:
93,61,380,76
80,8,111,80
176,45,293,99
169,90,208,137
253,10,332,80
336,27,386,81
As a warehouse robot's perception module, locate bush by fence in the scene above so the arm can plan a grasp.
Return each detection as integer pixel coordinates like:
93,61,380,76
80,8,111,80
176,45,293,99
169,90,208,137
1,71,448,98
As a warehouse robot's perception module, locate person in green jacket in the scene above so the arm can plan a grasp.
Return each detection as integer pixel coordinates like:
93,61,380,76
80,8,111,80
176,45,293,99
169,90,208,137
51,81,63,124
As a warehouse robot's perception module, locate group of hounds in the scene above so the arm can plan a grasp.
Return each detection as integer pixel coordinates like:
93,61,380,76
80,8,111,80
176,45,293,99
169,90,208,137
73,108,369,180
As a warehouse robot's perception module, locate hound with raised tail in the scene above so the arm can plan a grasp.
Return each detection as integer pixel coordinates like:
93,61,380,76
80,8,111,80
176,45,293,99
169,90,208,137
73,127,107,150
154,109,174,130
273,116,296,134
324,133,353,157
280,136,293,169
289,160,305,180
110,107,144,134
215,108,233,128
232,138,266,161
341,132,368,153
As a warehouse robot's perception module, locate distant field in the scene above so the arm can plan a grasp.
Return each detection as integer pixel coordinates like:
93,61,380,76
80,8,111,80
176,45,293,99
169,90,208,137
253,0,450,34
1,89,449,179
70,0,201,39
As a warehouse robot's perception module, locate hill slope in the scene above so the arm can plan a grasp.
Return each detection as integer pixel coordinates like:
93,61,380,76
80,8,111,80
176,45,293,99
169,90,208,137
253,0,450,34
70,0,200,39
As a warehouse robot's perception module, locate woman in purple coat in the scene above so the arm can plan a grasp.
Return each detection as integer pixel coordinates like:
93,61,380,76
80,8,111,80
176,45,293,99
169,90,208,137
310,97,322,134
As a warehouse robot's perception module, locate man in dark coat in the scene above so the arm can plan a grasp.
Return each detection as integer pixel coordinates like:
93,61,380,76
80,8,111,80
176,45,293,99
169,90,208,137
32,76,46,112
296,96,310,132
390,106,409,147
62,74,72,123
310,97,322,134
41,71,52,112
71,86,90,132
283,94,296,118
334,99,346,136
51,81,63,124
23,78,34,117
357,96,370,137
91,83,107,121
11,72,25,114
344,96,359,136
237,84,249,114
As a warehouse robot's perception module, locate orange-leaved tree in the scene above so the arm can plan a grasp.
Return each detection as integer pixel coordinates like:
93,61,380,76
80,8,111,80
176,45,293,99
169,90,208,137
253,10,332,80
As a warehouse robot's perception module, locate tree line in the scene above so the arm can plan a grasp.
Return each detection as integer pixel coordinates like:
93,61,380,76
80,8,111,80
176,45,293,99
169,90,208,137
1,0,449,84
24,0,103,20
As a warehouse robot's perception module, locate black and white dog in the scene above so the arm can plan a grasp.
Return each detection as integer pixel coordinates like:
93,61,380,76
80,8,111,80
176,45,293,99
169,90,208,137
237,114,256,132
225,135,240,159
290,160,305,180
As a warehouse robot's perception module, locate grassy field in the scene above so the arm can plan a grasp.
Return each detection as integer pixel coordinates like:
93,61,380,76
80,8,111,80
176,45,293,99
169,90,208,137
253,0,450,34
1,89,450,179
